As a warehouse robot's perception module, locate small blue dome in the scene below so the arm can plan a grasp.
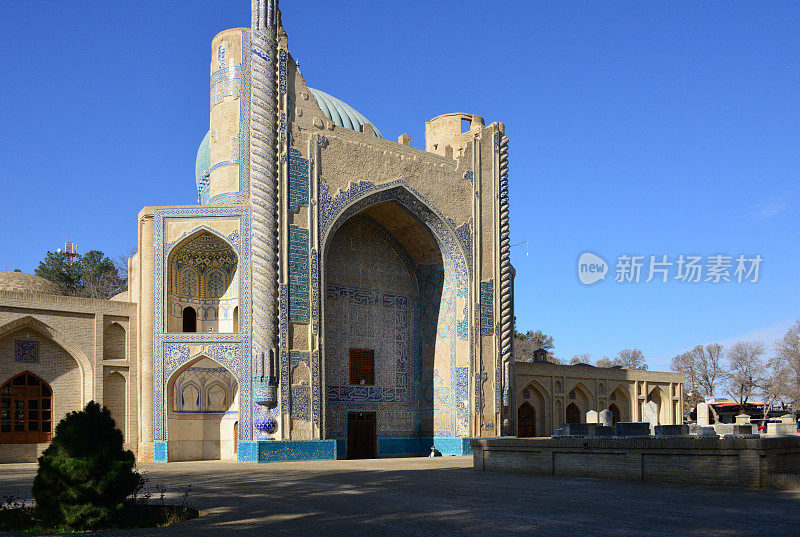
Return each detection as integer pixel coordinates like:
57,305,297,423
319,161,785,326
195,130,211,187
195,131,211,203
308,87,383,138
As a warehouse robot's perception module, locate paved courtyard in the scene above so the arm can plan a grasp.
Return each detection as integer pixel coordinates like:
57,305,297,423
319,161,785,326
2,456,800,536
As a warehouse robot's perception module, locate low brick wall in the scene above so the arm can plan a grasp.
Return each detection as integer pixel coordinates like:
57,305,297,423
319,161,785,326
471,436,800,488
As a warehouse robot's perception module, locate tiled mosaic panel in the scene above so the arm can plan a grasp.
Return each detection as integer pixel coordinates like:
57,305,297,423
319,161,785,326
480,280,494,336
15,341,38,363
153,207,252,441
324,215,431,439
318,181,472,437
288,225,310,323
207,29,251,205
288,148,309,211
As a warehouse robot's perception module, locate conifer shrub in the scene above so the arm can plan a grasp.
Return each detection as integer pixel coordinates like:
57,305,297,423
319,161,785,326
31,401,141,530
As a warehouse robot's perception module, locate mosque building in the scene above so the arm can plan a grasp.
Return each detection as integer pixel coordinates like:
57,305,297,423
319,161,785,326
0,1,683,463
0,1,516,462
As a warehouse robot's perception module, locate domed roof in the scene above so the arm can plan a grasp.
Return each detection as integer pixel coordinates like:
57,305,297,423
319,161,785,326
0,272,62,295
308,88,383,138
195,130,211,191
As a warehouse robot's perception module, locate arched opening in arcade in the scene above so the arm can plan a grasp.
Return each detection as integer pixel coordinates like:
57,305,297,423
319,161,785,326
166,356,239,461
517,401,535,437
323,197,454,459
609,385,631,423
166,230,239,334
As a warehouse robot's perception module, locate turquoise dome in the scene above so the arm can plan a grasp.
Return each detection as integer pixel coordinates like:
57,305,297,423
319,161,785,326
195,130,211,187
308,87,383,138
195,130,211,203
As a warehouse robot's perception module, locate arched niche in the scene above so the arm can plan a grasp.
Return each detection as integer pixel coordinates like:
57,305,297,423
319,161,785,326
520,380,548,436
609,385,631,423
103,323,126,360
166,230,239,333
647,386,670,425
166,356,239,461
320,183,470,443
103,371,126,439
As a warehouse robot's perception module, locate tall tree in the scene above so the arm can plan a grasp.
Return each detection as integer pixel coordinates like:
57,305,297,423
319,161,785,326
614,348,648,370
35,250,126,299
693,344,725,398
767,320,800,411
671,350,703,416
725,341,765,407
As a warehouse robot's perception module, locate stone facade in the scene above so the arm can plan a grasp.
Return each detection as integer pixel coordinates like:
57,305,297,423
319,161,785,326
515,361,685,437
1,0,519,463
0,282,137,462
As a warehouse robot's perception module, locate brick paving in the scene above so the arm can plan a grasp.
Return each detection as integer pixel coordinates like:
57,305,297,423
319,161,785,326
2,456,800,536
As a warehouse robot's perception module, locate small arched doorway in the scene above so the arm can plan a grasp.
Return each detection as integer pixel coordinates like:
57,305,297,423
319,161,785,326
0,372,53,444
566,402,581,424
517,402,535,437
182,307,197,333
609,403,621,425
233,307,239,333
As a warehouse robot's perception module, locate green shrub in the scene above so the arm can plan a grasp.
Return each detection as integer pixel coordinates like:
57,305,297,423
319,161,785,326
32,401,141,530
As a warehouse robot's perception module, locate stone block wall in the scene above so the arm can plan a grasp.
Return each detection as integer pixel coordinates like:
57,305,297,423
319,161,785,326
472,436,800,488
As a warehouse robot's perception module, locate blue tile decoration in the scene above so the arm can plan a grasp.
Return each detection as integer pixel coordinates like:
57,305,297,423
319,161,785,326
480,280,494,336
318,180,472,438
257,439,337,462
288,148,309,211
207,29,251,205
290,385,310,420
153,207,252,443
153,441,168,462
14,341,38,363
310,248,319,333
237,441,258,462
288,225,310,323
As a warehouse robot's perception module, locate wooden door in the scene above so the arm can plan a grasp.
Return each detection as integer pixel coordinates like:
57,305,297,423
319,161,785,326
566,402,580,424
347,412,376,459
517,402,535,437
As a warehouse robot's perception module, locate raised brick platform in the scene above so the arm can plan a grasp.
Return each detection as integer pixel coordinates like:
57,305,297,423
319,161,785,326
471,436,800,488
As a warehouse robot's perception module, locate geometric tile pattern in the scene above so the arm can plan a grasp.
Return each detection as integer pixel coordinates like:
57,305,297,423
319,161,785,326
480,280,494,336
287,148,308,212
207,29,251,205
14,341,38,363
153,206,252,443
288,225,310,323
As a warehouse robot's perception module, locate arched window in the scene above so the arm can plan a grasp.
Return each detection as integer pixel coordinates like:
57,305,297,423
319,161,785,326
0,372,53,444
183,307,197,333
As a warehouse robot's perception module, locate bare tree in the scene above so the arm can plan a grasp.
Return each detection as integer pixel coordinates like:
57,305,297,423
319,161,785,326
767,320,800,412
569,354,591,365
725,341,765,407
614,348,647,370
692,344,724,398
595,356,613,368
671,350,704,419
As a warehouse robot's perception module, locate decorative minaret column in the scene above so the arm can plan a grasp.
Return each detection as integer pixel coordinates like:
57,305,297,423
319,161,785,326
250,0,280,406
497,134,514,435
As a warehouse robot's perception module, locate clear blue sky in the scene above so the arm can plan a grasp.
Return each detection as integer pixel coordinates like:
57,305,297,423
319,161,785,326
1,1,798,371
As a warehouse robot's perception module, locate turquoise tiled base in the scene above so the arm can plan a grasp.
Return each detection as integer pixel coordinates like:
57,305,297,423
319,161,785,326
257,440,338,462
332,436,496,458
153,441,168,462
238,441,259,462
